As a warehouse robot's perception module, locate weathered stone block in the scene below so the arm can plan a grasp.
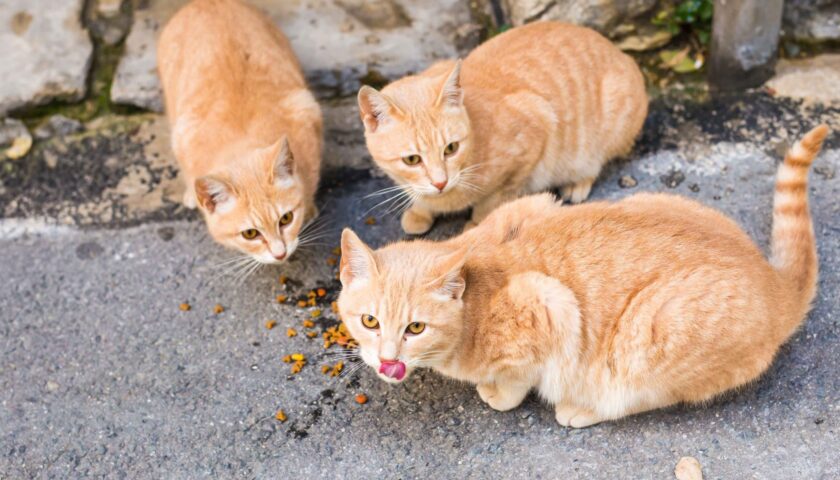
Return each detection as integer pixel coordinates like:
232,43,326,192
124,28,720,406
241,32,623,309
0,0,94,115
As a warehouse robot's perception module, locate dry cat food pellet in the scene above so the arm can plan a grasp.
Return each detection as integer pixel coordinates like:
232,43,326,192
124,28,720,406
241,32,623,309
302,320,315,328
329,361,344,377
291,353,305,362
265,320,277,330
306,331,318,338
307,290,316,298
332,247,341,256
179,303,191,311
311,309,321,318
307,298,317,307
287,328,297,337
326,257,337,266
365,216,376,225
275,410,287,422
320,365,330,374
296,300,307,308
279,275,288,285
213,304,225,314
276,294,287,303
355,394,368,405
316,288,326,297
282,355,292,363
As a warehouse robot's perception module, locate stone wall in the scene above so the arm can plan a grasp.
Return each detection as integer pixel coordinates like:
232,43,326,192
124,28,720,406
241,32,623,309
783,0,840,42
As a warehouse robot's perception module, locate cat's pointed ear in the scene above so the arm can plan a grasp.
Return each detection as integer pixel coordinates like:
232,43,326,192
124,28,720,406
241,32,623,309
272,136,295,181
436,60,463,109
358,86,394,133
195,176,236,214
340,229,378,287
427,247,468,301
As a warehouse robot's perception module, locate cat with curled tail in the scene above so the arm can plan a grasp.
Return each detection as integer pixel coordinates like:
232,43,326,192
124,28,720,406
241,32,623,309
337,126,828,427
158,0,321,264
358,22,647,234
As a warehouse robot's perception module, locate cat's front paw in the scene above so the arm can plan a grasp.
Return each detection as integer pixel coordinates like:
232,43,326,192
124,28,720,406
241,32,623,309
561,179,594,204
476,383,527,411
401,208,434,235
554,404,602,428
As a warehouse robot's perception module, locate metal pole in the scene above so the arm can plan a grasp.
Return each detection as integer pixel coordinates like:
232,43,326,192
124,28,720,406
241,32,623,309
708,0,785,91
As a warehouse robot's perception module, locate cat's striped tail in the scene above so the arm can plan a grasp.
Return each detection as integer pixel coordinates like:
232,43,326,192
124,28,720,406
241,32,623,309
770,124,829,319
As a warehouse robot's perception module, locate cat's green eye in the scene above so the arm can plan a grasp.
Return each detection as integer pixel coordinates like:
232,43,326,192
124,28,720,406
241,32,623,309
279,211,294,226
403,154,422,166
241,229,260,240
406,322,426,335
361,314,379,329
444,142,459,156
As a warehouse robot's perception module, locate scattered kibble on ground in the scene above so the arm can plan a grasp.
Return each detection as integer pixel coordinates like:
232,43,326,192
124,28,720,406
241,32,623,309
332,247,341,256
275,410,287,422
213,304,224,314
326,257,337,266
276,294,287,303
287,328,297,337
282,355,292,363
311,309,321,318
279,275,288,285
297,300,307,308
306,331,318,338
355,394,368,405
365,216,376,225
302,320,315,328
316,288,326,297
265,320,277,330
179,303,191,311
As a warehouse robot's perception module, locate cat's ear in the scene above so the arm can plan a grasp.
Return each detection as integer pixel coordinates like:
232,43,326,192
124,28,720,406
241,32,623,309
436,60,463,109
271,136,295,181
427,247,467,301
358,86,394,133
195,176,236,214
340,229,378,286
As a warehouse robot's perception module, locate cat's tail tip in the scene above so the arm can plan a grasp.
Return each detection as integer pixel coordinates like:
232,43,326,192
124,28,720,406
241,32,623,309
771,124,829,319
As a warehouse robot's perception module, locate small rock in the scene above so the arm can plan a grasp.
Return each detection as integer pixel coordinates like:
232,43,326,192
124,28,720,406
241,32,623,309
45,380,59,392
674,456,703,480
619,175,638,188
660,170,686,189
0,118,33,160
766,55,840,103
689,183,700,193
33,114,84,140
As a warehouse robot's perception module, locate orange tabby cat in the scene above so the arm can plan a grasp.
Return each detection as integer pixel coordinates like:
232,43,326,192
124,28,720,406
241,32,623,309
337,125,827,427
358,21,647,234
158,0,322,264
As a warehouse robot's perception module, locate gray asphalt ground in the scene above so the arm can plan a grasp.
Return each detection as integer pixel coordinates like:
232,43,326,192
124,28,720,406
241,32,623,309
1,94,839,478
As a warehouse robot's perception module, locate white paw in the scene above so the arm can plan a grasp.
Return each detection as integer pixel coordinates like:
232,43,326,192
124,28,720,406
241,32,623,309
555,405,602,428
477,383,526,411
561,180,594,204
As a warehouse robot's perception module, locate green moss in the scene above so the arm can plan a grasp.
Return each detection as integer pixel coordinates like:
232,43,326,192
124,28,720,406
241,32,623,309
16,35,143,131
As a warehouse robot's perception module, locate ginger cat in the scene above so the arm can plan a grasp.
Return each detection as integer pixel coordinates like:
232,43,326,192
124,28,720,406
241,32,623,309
358,21,647,234
337,126,828,427
158,0,322,264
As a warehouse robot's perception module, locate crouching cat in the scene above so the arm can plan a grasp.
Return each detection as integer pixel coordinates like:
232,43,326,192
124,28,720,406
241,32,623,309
358,21,647,234
337,126,828,427
158,0,321,264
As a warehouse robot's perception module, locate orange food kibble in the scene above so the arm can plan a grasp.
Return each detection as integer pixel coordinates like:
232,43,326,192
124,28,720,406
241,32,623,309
316,288,326,297
279,275,288,285
307,291,317,298
287,328,297,337
355,394,368,405
276,295,287,303
321,365,330,374
275,409,287,422
302,320,315,328
297,300,307,308
365,216,376,225
306,331,318,338
326,257,337,266
311,309,321,318
179,303,191,311
308,298,317,307
332,247,341,256
265,320,277,330
282,355,292,363
213,304,224,314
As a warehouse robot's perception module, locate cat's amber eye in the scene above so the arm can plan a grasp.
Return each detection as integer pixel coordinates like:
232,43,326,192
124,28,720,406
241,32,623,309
403,154,422,166
361,314,379,329
444,142,459,156
241,229,260,240
406,322,426,335
279,211,294,226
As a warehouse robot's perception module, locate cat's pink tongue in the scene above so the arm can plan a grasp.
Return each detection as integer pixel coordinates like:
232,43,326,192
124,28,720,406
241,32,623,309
378,360,406,380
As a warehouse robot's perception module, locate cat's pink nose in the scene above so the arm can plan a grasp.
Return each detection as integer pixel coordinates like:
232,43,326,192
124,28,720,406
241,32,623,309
273,252,286,260
378,360,406,380
432,180,448,192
